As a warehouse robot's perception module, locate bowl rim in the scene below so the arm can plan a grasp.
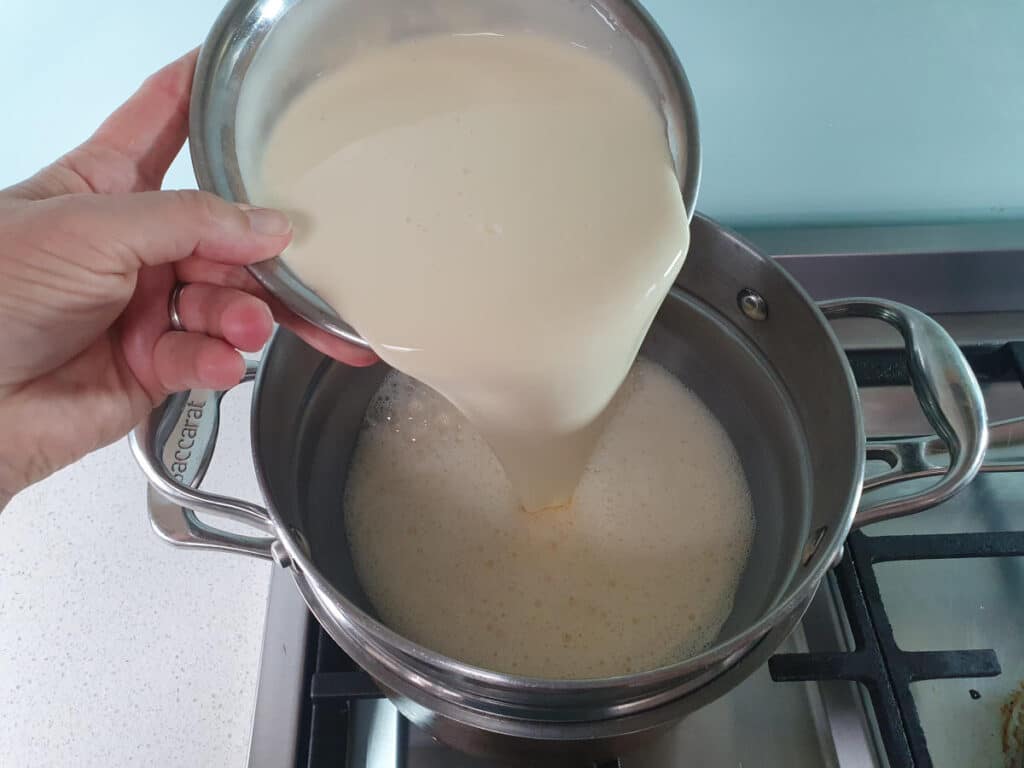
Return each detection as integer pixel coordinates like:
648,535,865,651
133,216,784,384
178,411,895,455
188,0,703,350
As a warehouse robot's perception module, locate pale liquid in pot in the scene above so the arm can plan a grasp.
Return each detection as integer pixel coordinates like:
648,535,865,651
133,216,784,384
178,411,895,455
345,360,755,679
258,33,690,511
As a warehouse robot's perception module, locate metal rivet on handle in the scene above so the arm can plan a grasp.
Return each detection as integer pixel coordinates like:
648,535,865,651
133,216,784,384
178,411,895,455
738,289,769,321
271,539,292,569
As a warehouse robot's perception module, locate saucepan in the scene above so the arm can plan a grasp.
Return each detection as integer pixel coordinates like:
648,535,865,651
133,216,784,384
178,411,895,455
133,210,998,764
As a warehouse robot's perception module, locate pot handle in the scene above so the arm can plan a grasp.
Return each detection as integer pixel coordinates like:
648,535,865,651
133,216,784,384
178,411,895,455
820,299,989,528
128,360,277,560
865,418,1023,486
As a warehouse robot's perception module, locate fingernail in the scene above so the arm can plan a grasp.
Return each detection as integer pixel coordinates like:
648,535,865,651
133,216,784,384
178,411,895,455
239,205,292,236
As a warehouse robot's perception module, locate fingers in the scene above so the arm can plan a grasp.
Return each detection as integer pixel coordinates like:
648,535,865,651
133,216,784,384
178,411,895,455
174,283,274,352
175,259,379,367
116,269,271,403
151,290,375,395
44,190,291,270
276,313,380,367
6,49,199,201
151,331,246,392
173,282,373,367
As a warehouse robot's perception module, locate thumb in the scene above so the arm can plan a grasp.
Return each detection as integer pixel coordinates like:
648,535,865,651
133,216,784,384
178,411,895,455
40,189,292,270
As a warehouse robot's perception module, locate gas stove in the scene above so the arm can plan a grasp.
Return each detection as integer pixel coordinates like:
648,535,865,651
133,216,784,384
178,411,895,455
247,229,1024,768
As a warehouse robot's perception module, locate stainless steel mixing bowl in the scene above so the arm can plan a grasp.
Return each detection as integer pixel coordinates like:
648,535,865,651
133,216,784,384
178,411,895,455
188,0,702,349
132,215,991,765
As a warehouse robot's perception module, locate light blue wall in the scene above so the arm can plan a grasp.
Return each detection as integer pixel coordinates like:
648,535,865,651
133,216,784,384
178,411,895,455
3,1,1021,229
644,0,1024,227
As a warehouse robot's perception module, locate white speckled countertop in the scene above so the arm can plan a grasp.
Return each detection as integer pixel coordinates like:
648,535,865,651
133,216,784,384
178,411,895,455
0,390,270,767
1,3,272,765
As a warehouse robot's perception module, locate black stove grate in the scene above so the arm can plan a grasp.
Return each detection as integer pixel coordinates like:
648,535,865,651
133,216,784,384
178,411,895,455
770,530,1024,767
770,340,1024,768
299,613,625,767
844,340,1024,389
299,619,366,767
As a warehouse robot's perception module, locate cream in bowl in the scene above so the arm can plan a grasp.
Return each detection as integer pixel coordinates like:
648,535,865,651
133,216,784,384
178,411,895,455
255,32,691,514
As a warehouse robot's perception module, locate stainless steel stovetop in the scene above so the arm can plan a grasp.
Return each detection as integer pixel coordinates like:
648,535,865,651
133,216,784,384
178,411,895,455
248,228,1024,768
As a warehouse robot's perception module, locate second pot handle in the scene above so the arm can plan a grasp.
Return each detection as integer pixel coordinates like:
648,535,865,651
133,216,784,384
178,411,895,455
820,299,989,528
128,360,277,560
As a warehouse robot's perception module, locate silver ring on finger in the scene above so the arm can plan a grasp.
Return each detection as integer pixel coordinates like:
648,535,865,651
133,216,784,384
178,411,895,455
168,283,187,332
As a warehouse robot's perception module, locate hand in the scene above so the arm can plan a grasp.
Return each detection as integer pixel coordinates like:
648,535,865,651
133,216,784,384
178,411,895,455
0,50,376,506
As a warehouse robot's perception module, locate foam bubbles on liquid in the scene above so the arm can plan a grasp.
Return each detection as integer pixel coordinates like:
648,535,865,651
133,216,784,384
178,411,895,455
344,358,755,680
